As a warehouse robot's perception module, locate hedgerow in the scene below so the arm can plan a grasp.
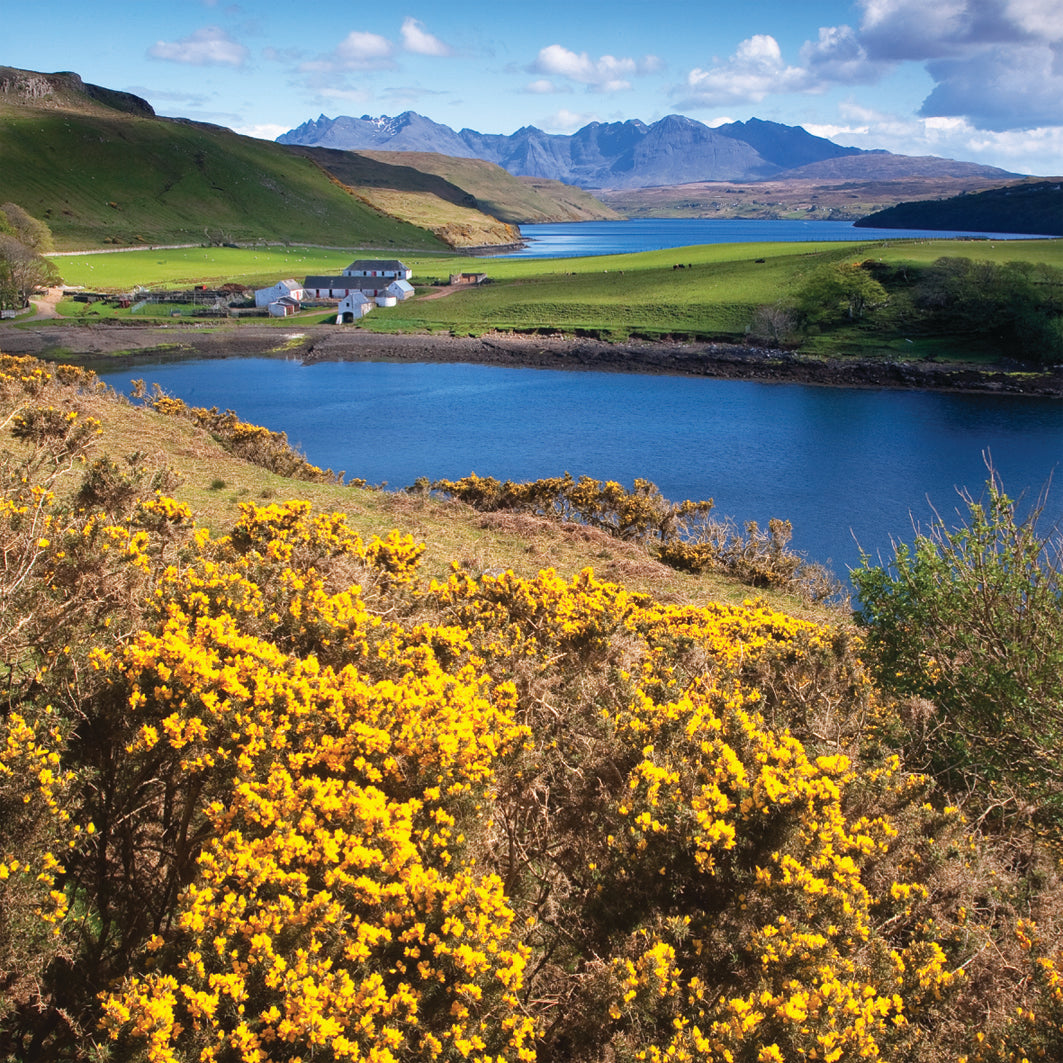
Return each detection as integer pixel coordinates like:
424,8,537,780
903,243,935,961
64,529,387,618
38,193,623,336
0,354,1060,1062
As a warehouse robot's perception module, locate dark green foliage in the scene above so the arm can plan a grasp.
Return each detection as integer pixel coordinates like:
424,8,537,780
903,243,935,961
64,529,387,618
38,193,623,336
856,180,1063,237
909,256,1063,363
792,254,1063,365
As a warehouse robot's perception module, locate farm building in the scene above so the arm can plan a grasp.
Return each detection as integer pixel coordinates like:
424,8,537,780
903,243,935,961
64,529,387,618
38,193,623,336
343,260,412,281
268,296,300,318
387,279,414,300
254,279,303,308
336,292,374,323
303,261,415,302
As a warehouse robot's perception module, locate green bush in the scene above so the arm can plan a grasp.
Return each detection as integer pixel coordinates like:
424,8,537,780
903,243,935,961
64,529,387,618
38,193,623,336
853,467,1063,832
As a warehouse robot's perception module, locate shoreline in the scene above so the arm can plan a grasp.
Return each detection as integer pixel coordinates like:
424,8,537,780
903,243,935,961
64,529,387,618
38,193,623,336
2,321,1061,397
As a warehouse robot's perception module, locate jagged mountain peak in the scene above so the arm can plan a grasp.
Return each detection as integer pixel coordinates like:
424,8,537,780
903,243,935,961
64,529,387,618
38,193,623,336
276,110,1014,189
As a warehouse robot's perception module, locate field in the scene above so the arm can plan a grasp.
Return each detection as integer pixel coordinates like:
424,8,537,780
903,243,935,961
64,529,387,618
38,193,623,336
47,236,1062,345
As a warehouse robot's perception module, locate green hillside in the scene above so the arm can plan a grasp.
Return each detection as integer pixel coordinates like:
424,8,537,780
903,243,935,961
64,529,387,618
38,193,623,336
0,67,451,251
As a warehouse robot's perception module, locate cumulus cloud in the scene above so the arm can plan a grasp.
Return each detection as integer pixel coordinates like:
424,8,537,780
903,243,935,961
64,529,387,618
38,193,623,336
921,42,1063,129
855,0,1063,129
525,79,558,94
540,108,599,133
800,24,890,84
676,2,1063,132
400,17,452,57
678,35,811,106
301,30,395,72
529,44,659,92
148,26,249,67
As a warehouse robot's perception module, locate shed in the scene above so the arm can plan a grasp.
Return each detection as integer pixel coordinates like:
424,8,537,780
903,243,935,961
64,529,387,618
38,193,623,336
386,279,415,301
268,296,300,318
336,292,374,323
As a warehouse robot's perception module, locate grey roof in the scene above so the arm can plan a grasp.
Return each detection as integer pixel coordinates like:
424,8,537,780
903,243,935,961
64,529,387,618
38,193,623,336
344,259,409,272
304,275,369,288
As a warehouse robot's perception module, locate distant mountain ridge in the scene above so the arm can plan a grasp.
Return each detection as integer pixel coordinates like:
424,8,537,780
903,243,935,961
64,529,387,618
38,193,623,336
277,111,1019,190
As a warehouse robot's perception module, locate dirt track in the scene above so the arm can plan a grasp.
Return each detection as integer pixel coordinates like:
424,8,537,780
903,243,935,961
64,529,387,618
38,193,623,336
1,318,1060,397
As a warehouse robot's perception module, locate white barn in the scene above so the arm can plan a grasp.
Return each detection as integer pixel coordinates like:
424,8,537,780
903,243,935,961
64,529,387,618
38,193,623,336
255,278,303,308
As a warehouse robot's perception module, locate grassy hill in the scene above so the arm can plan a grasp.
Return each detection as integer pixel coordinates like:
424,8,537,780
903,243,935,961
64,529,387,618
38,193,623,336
0,66,491,252
349,149,621,224
282,146,525,248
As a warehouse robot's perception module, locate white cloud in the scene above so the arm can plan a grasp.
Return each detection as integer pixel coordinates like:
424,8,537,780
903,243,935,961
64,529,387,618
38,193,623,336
234,122,290,141
807,102,1063,174
525,79,557,94
317,87,371,104
148,26,249,67
400,17,452,57
301,30,395,73
530,44,658,92
800,24,891,84
540,108,599,133
679,35,811,106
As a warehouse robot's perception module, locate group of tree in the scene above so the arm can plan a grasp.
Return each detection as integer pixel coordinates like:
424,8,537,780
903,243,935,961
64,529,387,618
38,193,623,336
753,255,1063,364
1,356,1063,1061
0,203,59,313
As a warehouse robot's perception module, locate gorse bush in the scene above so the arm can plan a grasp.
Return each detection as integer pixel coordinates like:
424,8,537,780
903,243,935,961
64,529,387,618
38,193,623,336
144,385,341,483
431,472,841,602
0,355,1062,1062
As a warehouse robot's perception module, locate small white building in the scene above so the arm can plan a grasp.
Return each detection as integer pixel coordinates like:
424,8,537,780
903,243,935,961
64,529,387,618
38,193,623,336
255,279,303,308
336,292,374,323
268,296,300,318
375,294,398,308
386,278,414,301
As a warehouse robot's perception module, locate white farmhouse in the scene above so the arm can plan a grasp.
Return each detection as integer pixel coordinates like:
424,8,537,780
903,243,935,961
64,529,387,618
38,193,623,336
304,260,414,301
255,278,303,308
343,259,412,282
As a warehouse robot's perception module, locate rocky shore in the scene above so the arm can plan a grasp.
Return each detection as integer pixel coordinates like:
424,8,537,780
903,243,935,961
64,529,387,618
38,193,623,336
3,320,1061,397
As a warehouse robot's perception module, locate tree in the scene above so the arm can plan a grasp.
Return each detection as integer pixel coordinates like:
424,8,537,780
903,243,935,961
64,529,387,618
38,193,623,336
0,235,60,312
796,261,888,326
0,203,54,253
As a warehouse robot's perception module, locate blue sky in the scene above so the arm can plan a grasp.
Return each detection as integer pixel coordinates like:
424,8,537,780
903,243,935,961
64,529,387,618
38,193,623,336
5,0,1061,175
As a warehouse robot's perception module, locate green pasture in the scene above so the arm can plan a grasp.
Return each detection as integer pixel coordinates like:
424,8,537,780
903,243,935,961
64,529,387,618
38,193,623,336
47,236,1062,342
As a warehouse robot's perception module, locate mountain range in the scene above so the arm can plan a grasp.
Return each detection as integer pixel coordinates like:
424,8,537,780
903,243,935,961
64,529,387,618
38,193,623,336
277,112,1019,190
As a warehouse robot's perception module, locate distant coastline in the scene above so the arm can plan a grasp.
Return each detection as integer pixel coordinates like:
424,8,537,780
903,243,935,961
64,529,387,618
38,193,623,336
4,322,1061,397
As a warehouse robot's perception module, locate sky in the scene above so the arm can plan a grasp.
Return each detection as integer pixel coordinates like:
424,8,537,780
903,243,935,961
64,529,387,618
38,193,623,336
4,0,1062,176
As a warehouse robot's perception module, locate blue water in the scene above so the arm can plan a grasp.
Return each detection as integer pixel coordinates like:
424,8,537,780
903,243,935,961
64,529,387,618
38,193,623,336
101,357,1063,581
495,219,1056,258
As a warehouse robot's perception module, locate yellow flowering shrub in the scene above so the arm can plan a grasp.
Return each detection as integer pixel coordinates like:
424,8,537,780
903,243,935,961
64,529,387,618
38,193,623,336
0,356,1060,1063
